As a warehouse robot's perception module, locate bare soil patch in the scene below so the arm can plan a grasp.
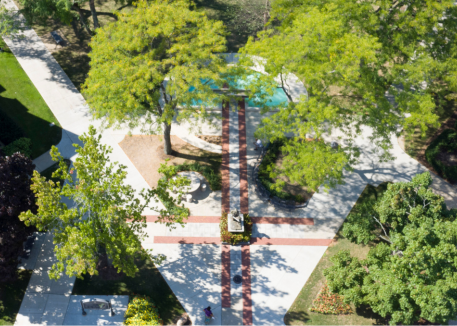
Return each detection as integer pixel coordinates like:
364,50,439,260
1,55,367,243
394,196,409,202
119,135,221,188
196,135,222,146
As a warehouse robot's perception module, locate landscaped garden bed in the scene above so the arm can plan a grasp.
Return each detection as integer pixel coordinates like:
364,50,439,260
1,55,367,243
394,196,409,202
220,212,253,245
425,124,457,183
256,140,314,207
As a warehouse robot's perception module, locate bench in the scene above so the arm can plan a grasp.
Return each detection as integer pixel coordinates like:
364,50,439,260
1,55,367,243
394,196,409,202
50,31,63,47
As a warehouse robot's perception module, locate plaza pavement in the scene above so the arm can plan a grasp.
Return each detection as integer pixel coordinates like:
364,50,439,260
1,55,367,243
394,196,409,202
2,1,456,324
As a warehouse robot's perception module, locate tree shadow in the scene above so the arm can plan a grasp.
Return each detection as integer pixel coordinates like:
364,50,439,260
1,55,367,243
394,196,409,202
355,305,389,325
284,310,311,325
0,86,62,158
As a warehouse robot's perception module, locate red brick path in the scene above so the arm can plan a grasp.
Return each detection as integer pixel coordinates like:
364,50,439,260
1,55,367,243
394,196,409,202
221,100,230,213
238,100,249,215
242,245,253,325
153,236,221,244
251,238,333,246
144,215,220,223
251,217,314,225
221,245,231,308
221,100,231,310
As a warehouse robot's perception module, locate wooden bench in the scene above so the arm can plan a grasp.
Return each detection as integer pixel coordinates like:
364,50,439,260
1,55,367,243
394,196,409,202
50,31,63,47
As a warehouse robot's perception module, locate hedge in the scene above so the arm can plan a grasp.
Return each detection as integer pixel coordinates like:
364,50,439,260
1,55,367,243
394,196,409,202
425,128,457,182
124,296,163,326
0,110,24,145
1,138,32,157
220,212,252,245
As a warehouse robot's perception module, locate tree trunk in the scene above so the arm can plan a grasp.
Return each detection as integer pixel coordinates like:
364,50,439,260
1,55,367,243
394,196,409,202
72,4,92,36
264,0,270,31
89,0,99,30
163,123,172,155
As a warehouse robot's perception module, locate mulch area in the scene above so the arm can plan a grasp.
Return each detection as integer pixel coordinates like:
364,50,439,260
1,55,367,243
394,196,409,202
118,135,220,188
196,135,222,146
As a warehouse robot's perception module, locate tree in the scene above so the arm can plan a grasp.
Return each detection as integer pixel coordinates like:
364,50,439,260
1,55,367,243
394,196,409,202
17,0,119,35
0,153,35,282
324,172,457,325
240,0,457,188
0,0,24,38
83,0,229,155
19,126,190,279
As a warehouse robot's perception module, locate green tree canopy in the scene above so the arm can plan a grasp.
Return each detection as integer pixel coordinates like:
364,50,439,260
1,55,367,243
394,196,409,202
240,0,457,188
324,172,457,324
0,1,24,38
19,126,190,279
83,0,230,155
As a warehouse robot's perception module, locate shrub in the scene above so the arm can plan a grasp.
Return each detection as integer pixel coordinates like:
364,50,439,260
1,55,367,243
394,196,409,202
425,129,457,182
220,212,252,245
124,296,163,326
1,138,32,157
174,161,221,191
0,110,24,145
310,283,353,315
258,140,304,203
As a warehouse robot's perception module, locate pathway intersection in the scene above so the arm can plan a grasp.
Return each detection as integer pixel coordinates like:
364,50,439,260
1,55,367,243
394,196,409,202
2,2,456,324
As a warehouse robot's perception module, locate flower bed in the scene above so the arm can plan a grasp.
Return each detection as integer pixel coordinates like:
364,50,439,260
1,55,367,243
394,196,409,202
220,212,252,245
310,283,353,315
124,295,163,326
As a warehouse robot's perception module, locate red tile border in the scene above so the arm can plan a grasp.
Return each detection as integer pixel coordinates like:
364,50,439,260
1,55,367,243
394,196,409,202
250,238,333,246
251,217,314,225
222,100,230,214
221,244,231,308
144,216,220,223
144,216,314,225
153,236,221,244
241,245,253,325
238,99,249,215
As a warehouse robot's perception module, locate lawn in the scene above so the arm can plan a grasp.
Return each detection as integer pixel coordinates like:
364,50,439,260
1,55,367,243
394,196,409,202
0,39,62,159
284,183,390,325
0,270,32,325
72,257,185,325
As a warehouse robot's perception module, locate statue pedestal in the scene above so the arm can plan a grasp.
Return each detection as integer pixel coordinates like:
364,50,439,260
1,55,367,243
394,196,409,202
227,213,244,233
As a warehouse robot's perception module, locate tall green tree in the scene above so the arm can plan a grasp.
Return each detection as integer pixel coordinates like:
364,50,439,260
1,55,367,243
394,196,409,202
19,126,189,279
240,0,457,188
324,172,457,325
18,0,114,35
0,0,24,38
83,0,229,155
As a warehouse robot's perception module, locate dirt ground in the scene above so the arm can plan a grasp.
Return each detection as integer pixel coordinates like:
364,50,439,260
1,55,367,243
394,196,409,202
196,135,222,146
119,135,221,188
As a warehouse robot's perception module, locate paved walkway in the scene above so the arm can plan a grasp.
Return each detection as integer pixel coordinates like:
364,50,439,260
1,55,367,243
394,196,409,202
3,1,456,324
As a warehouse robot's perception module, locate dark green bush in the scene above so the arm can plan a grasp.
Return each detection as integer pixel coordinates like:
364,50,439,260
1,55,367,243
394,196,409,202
425,129,457,182
174,161,221,191
0,110,24,145
258,139,303,202
1,138,32,157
